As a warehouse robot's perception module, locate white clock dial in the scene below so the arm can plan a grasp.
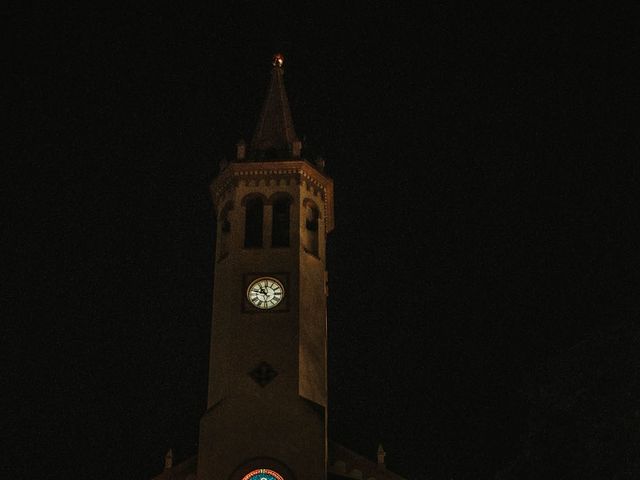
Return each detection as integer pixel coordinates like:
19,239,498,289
247,277,285,310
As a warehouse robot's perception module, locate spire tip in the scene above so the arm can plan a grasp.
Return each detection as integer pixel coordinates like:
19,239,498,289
272,53,284,68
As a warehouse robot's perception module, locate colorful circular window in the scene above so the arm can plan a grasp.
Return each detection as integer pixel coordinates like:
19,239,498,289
241,469,285,480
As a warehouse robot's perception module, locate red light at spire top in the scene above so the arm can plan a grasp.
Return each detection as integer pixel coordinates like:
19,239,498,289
272,53,284,67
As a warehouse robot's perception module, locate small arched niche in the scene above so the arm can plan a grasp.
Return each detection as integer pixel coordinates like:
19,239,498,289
302,198,320,256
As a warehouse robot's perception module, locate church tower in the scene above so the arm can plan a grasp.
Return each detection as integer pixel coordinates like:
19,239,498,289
198,54,334,480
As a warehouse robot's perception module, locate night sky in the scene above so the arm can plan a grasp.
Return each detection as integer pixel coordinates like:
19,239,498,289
7,2,638,479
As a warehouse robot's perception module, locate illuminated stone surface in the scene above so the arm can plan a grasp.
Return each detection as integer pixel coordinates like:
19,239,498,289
150,55,406,480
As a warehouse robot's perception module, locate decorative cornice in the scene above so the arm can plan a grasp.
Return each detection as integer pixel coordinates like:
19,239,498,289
210,160,334,232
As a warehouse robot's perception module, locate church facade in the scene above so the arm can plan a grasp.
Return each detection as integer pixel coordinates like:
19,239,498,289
152,54,406,480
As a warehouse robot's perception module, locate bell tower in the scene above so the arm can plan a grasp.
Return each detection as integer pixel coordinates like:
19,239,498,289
198,54,334,480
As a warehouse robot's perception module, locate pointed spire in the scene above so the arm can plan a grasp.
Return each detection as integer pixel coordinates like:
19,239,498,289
250,53,298,158
377,444,386,469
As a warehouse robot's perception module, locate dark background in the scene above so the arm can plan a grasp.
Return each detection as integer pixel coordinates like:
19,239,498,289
6,2,638,479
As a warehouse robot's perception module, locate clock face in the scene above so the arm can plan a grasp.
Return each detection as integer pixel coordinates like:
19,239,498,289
241,469,284,480
247,277,285,310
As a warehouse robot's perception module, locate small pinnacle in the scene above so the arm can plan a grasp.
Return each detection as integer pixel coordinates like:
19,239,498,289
164,448,173,470
377,444,386,468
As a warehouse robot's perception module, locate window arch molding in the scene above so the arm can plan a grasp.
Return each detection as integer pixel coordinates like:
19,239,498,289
302,198,322,218
241,192,269,207
268,192,294,205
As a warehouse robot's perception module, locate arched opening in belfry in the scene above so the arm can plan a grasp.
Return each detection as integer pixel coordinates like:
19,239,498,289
303,199,320,256
244,196,264,248
271,194,291,247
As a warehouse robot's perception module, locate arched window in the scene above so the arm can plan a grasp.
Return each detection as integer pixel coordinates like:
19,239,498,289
271,196,291,247
302,199,320,256
244,197,264,248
